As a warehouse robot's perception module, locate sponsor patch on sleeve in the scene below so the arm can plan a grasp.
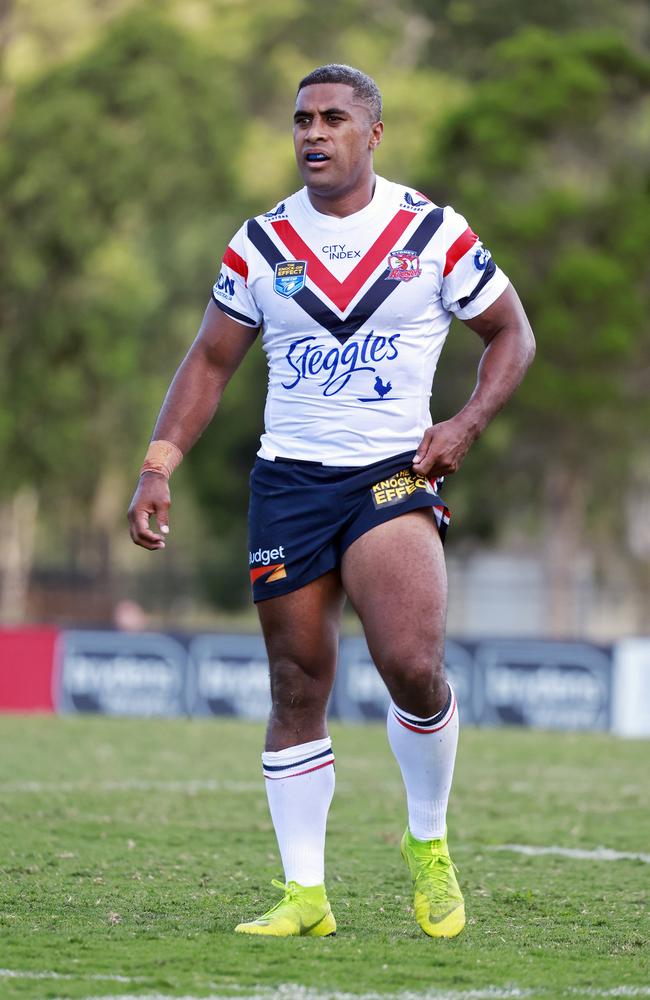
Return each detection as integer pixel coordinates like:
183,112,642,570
213,270,236,300
473,246,492,271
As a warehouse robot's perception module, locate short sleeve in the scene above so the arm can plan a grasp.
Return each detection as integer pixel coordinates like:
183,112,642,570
440,206,509,320
211,223,263,328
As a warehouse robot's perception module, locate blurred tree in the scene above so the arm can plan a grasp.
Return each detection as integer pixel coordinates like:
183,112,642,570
419,29,650,632
0,5,242,615
1,0,137,84
409,0,649,74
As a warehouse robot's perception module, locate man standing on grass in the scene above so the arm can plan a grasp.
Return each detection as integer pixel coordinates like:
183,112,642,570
128,64,535,939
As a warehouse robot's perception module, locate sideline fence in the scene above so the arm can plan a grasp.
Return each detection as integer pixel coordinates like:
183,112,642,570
1,628,648,737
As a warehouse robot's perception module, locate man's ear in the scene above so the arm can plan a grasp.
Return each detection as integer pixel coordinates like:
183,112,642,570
369,120,384,149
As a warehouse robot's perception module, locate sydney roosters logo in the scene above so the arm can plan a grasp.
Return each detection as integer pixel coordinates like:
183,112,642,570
387,250,421,282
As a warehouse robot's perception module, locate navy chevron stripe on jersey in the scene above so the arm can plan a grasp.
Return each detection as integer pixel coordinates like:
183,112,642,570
212,294,259,328
214,176,510,466
247,208,444,345
458,259,497,309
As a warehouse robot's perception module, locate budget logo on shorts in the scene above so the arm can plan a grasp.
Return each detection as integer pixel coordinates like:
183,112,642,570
249,545,287,585
387,250,421,282
274,260,307,298
370,468,434,508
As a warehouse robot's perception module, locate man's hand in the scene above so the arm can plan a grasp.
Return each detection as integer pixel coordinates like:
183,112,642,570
126,302,259,552
127,472,171,550
412,416,476,479
413,285,535,479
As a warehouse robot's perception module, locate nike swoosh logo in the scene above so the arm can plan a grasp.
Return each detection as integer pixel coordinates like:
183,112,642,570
299,911,329,934
429,901,463,923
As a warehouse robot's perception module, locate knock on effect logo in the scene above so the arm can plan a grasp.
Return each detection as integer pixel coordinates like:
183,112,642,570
387,250,421,282
370,468,435,508
274,260,307,298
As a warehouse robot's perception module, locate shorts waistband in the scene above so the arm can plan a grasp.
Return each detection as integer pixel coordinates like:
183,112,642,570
273,456,324,467
268,450,417,473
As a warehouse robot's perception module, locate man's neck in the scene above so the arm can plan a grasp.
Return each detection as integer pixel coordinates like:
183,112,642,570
306,174,377,218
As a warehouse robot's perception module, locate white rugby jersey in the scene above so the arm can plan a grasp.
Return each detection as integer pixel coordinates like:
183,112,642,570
211,175,509,466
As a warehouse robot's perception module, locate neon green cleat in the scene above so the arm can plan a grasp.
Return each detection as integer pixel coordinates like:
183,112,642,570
235,879,336,937
400,828,465,938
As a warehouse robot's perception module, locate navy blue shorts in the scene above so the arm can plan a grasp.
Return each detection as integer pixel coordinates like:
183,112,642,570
248,451,450,602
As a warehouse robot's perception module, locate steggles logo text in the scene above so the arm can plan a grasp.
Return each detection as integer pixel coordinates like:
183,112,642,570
282,331,401,397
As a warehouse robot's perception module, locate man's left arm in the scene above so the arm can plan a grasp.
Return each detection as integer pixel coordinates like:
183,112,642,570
412,283,535,477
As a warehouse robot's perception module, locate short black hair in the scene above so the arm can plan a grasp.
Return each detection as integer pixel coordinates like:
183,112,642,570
297,64,382,122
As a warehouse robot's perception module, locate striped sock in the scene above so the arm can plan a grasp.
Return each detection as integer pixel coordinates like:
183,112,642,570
262,737,335,886
387,683,458,840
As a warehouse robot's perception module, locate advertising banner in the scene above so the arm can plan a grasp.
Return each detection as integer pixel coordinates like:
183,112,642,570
472,640,613,730
3,626,641,734
188,633,271,718
57,630,189,716
332,638,476,723
0,628,58,712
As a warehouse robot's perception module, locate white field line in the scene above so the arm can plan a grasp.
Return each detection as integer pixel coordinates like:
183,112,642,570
0,778,259,794
5,977,534,998
50,990,538,1000
491,843,650,864
60,985,650,1000
3,977,645,999
0,968,144,983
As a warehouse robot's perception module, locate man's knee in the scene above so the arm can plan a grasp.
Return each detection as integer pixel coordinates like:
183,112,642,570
380,650,447,714
269,654,334,717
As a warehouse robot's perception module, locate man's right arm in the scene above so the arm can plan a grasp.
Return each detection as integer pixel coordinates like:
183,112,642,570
127,300,259,550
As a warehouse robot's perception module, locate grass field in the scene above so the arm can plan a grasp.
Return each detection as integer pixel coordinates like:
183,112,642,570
0,716,648,1000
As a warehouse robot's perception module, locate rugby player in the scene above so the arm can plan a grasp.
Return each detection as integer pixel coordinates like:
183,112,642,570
128,64,535,939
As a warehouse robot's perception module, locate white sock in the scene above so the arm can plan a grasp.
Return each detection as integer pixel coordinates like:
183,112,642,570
387,683,459,841
262,736,335,886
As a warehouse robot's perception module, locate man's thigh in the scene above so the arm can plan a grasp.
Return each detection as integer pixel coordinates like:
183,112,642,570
257,569,345,673
341,510,447,709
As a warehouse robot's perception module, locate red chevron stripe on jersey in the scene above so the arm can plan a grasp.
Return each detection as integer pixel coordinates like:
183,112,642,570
270,209,416,311
223,246,249,282
443,226,478,277
246,207,445,344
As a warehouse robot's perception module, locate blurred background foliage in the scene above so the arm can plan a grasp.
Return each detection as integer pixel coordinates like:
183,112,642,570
0,0,648,623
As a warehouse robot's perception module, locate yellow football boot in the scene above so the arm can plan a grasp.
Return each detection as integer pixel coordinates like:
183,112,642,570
235,879,336,937
400,828,465,938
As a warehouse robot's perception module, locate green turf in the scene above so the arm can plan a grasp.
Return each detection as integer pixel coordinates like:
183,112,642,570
0,716,648,1000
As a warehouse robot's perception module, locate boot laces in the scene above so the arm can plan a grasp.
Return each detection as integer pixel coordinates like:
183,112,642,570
261,878,298,916
416,850,457,897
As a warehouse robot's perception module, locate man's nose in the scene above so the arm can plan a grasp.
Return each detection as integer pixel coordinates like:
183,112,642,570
305,117,326,142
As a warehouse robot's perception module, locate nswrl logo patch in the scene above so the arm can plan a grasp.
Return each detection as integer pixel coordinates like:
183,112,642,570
274,260,307,298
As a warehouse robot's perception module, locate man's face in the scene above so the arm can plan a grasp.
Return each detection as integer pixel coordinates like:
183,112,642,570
293,83,382,200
